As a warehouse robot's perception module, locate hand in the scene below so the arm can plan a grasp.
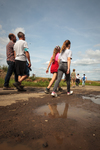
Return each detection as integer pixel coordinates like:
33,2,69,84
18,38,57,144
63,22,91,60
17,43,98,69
28,63,31,68
67,69,69,74
46,69,49,73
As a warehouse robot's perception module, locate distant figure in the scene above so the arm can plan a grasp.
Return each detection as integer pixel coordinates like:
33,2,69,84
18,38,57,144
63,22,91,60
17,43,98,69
76,73,80,86
3,33,18,90
51,40,73,97
71,69,76,88
13,32,31,91
82,74,87,86
45,46,63,94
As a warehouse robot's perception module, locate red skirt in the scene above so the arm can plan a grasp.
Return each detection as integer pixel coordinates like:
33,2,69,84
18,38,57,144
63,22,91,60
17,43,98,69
50,61,59,74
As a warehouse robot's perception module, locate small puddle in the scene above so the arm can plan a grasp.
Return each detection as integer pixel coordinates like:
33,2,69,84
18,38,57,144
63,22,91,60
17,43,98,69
82,95,100,105
34,103,91,120
0,142,32,150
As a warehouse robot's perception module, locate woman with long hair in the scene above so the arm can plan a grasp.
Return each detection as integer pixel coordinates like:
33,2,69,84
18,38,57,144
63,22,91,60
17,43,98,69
45,46,62,94
51,40,73,97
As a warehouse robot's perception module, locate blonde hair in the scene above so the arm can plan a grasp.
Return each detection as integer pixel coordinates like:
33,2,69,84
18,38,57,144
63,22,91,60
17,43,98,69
52,46,60,62
60,40,71,53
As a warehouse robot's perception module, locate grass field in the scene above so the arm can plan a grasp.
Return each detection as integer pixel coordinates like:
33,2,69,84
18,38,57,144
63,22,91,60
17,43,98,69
0,77,100,88
0,66,100,87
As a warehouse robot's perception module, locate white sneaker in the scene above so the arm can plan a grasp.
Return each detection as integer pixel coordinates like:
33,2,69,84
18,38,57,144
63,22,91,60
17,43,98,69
51,91,57,97
67,91,73,95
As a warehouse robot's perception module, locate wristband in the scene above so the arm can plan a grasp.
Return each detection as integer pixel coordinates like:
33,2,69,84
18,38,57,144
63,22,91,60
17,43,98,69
29,62,31,64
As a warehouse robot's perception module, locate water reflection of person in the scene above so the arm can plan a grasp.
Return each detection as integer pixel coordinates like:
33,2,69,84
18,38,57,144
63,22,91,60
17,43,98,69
48,103,68,118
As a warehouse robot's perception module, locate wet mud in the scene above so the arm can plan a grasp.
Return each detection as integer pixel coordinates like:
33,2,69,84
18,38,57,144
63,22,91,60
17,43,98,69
0,87,100,150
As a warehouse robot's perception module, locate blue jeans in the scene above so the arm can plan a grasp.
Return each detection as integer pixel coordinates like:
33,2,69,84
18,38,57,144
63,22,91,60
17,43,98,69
82,80,85,85
4,61,18,87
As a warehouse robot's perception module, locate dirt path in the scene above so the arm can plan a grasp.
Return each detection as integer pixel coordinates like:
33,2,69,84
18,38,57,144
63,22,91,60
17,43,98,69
0,86,100,150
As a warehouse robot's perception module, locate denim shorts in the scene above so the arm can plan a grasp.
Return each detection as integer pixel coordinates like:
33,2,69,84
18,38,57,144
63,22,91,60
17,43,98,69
24,62,30,76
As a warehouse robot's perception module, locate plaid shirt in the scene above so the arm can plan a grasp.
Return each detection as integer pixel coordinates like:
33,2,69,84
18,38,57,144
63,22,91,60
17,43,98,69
6,41,15,62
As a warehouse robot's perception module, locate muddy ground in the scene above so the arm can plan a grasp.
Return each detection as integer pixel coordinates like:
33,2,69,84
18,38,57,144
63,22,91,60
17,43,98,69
0,86,100,150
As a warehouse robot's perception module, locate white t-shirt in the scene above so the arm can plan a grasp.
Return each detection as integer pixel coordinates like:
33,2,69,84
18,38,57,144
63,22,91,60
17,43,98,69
59,49,72,62
76,75,80,79
14,40,28,61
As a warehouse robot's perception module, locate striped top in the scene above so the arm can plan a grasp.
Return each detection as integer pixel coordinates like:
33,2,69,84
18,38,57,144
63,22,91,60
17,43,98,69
6,41,15,62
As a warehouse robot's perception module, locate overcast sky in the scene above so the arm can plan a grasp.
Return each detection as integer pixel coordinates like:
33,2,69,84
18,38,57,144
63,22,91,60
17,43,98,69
0,0,100,80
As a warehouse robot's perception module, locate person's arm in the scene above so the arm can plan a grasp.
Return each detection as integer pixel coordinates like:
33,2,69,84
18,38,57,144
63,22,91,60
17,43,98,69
58,58,60,64
46,57,53,73
25,51,31,67
67,57,71,74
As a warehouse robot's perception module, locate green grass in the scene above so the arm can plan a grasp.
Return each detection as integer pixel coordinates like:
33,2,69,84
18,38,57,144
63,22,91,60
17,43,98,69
0,77,100,88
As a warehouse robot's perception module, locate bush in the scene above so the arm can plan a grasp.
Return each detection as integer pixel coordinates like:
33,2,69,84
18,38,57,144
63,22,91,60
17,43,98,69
1,65,8,72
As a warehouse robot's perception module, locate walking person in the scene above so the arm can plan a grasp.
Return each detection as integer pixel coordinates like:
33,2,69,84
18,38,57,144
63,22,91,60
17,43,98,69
82,74,87,86
51,40,73,97
13,32,31,91
76,73,80,86
71,69,76,88
45,46,63,93
3,33,18,90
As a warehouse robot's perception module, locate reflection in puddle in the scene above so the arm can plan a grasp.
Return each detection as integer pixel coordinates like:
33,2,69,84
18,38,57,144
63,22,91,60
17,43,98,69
0,142,32,150
48,103,68,118
34,103,90,120
35,103,68,118
82,95,100,105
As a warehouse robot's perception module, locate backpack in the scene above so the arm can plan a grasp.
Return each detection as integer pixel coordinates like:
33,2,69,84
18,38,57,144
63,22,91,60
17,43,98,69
83,76,85,81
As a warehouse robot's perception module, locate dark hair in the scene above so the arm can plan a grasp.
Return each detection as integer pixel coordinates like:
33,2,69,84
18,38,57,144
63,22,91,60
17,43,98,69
17,32,25,38
60,40,71,53
73,69,75,72
8,33,14,40
77,73,79,75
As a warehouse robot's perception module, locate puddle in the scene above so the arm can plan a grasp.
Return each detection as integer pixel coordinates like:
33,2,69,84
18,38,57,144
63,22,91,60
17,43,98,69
34,103,91,120
54,132,65,145
0,142,32,150
82,95,100,105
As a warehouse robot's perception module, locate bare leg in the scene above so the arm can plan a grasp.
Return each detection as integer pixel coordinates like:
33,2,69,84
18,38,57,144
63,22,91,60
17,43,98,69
71,79,73,87
47,73,57,89
18,75,28,83
73,81,75,86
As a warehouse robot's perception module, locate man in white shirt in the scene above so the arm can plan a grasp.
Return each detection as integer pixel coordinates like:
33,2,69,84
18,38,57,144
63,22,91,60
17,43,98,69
76,73,80,86
13,32,31,91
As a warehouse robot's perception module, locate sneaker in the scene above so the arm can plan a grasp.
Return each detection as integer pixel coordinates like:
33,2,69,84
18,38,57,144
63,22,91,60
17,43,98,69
44,88,50,94
67,91,73,95
58,87,63,92
3,86,14,90
51,91,57,97
13,82,22,91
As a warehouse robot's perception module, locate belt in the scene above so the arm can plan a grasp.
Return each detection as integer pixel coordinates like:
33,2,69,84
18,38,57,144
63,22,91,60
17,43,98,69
61,61,67,63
